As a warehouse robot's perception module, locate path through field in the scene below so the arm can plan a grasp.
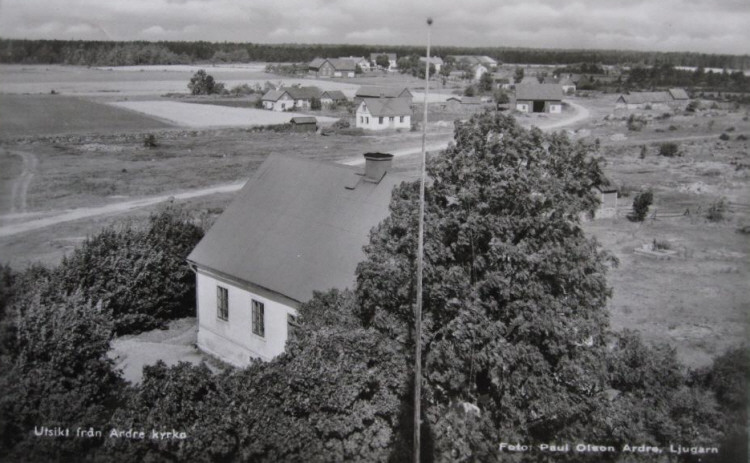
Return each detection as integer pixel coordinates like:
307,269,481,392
4,149,38,214
0,99,593,237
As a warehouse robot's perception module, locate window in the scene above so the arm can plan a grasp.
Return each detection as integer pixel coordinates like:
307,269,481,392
389,117,395,122
217,286,228,320
400,116,405,123
379,117,384,124
360,116,364,123
252,300,265,337
365,117,369,124
287,314,299,341
281,103,286,109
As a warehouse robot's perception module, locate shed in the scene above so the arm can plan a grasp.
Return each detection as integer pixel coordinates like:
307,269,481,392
515,83,564,113
289,116,317,132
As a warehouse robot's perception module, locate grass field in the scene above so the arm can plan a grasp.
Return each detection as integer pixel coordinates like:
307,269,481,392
0,94,174,138
109,100,339,127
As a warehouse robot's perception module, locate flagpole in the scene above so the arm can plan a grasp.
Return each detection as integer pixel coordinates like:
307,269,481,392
414,16,432,463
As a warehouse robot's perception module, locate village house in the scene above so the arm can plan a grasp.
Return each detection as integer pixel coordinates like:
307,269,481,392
320,90,348,107
261,87,321,111
419,56,444,74
308,58,358,78
559,76,576,94
187,153,404,366
615,91,672,110
514,83,564,113
369,52,397,71
340,56,370,72
356,97,412,131
354,86,413,104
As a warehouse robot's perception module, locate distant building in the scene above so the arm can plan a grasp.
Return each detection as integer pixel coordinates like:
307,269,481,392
369,52,397,71
514,83,564,113
668,88,689,101
261,87,321,111
560,77,576,94
187,154,405,366
320,90,348,107
340,56,370,72
356,97,412,131
615,92,672,110
289,116,317,132
354,86,413,104
308,58,358,78
418,56,444,73
448,55,498,68
594,185,618,218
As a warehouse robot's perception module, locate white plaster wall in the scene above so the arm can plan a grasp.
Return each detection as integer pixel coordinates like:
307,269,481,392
516,103,529,112
356,107,410,130
196,270,297,366
549,103,562,113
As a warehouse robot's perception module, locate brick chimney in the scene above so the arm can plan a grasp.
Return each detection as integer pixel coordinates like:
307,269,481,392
363,152,393,183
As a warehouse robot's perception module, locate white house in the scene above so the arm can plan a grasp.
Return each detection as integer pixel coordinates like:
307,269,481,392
187,153,404,366
308,58,358,78
419,56,444,74
356,97,412,131
261,87,321,111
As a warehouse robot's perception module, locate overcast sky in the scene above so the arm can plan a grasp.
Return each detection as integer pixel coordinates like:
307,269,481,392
0,0,748,55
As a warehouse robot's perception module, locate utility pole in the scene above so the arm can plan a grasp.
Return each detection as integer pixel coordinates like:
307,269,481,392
414,15,432,463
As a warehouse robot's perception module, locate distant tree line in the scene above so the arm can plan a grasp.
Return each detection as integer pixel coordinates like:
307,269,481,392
625,64,750,93
1,38,748,69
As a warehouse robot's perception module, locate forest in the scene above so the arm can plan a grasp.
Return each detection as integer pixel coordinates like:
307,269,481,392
1,38,748,70
0,113,747,462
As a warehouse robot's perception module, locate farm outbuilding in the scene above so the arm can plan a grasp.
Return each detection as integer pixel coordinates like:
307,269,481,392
320,90,348,107
356,97,411,131
615,92,671,110
289,116,317,132
187,153,404,366
308,58,358,78
514,83,564,113
594,185,619,218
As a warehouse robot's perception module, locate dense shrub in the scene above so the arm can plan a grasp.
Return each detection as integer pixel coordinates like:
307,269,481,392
659,142,680,157
627,114,646,131
706,197,728,222
310,97,322,110
719,133,730,141
56,205,204,334
630,190,654,221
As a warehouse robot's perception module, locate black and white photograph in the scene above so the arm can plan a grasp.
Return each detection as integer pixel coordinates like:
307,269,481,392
0,1,748,461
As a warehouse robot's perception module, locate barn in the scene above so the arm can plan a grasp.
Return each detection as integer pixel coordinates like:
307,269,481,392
515,83,564,113
187,153,404,366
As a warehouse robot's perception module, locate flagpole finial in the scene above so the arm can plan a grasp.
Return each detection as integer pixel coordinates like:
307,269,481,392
427,17,433,26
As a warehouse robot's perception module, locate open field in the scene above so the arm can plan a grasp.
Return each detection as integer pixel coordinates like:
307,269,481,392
109,100,339,128
0,65,747,370
0,94,174,138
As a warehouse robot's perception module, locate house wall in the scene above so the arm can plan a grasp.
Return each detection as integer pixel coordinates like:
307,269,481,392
516,101,530,113
596,192,618,218
516,99,562,113
195,268,298,367
264,94,294,111
355,107,410,130
548,102,562,113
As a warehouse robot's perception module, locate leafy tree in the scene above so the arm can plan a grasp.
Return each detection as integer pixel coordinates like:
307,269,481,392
630,190,653,221
187,69,224,95
478,71,493,92
355,64,363,75
493,88,509,104
463,85,476,97
0,290,123,461
706,197,728,222
658,142,680,157
514,66,525,83
356,111,615,458
375,54,390,70
56,205,204,334
310,96,322,111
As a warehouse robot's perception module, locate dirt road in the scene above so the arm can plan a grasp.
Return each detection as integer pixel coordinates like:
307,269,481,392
5,149,38,214
0,101,593,237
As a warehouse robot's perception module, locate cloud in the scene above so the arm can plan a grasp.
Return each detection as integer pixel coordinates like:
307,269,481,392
0,0,747,55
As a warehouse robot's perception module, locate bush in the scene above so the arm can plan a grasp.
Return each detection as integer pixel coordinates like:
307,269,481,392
659,142,680,157
627,114,646,131
56,205,204,334
719,133,731,141
652,239,672,251
187,69,225,95
630,190,653,221
686,100,700,112
737,134,748,141
706,197,728,222
143,133,157,148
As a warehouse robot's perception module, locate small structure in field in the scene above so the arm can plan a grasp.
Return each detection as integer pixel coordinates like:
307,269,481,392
514,83,564,113
355,97,412,131
614,90,690,110
594,185,619,218
187,153,404,366
289,116,317,132
320,90,348,107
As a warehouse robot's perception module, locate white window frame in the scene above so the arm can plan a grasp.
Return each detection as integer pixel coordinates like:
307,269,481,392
252,299,265,337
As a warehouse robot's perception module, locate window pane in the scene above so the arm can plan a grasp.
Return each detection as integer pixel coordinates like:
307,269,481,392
217,286,228,320
252,300,265,337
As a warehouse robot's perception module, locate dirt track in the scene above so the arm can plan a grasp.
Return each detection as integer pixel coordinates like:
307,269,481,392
4,149,38,214
0,100,593,237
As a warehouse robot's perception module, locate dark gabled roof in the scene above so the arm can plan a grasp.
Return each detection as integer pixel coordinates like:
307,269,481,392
290,116,317,124
188,155,405,303
668,88,689,100
308,58,328,69
285,86,321,100
320,90,347,101
329,58,358,72
617,92,671,104
261,89,287,102
515,83,564,101
460,96,484,105
358,97,412,117
355,86,412,98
